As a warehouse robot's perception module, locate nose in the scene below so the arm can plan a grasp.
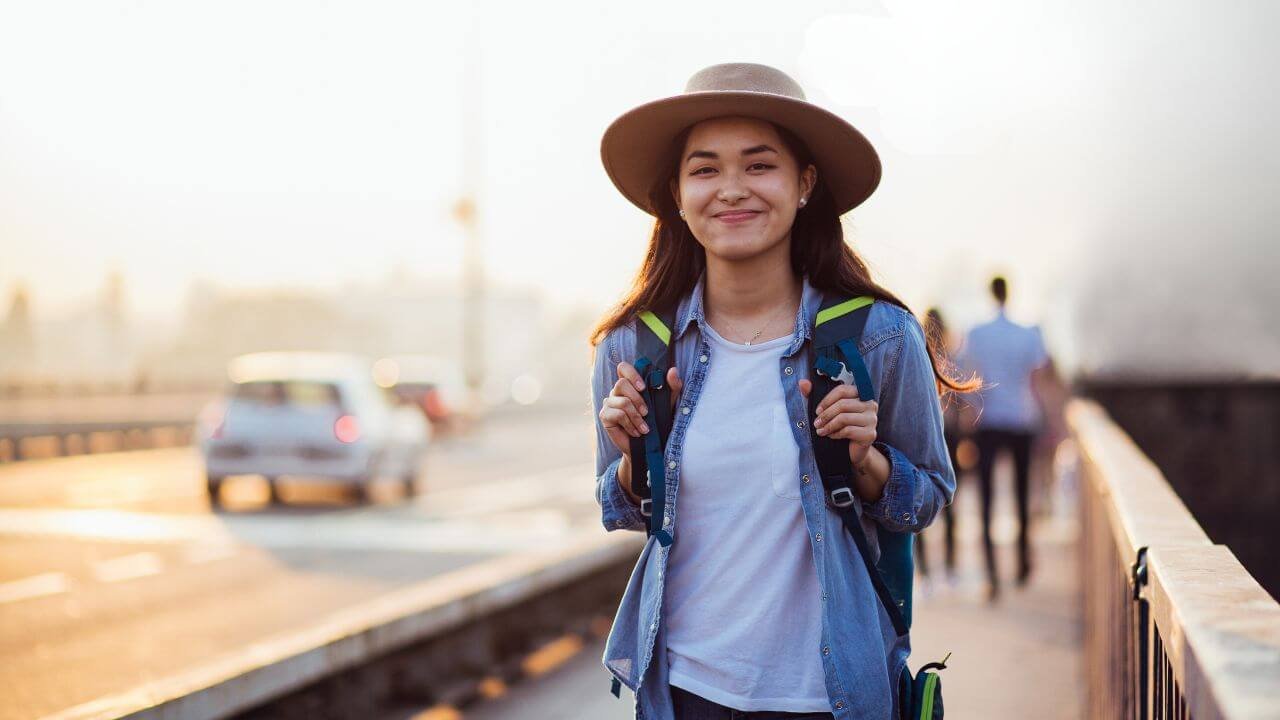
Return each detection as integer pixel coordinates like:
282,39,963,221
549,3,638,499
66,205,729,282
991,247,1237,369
716,173,750,204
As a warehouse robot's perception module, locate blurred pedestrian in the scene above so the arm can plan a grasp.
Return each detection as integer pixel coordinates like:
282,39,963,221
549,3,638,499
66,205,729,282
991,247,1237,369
958,276,1055,601
590,63,968,719
915,307,964,588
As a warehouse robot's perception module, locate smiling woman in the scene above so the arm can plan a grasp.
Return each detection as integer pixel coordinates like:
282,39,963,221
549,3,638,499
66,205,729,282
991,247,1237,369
588,63,971,720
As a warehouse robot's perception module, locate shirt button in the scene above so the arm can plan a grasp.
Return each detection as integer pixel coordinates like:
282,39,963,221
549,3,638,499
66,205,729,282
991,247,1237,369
797,420,807,429
699,354,708,363
822,645,830,656
651,622,657,631
615,519,626,527
802,474,811,484
784,366,793,375
815,532,823,542
681,406,690,415
822,592,828,601
668,460,677,470
835,701,844,709
901,512,911,521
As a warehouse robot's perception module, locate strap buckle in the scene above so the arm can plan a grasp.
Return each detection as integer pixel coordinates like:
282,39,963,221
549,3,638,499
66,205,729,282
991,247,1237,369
640,498,653,517
829,487,856,508
815,357,855,386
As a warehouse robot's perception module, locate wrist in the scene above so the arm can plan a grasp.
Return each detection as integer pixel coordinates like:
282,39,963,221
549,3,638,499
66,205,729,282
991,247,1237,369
617,455,641,505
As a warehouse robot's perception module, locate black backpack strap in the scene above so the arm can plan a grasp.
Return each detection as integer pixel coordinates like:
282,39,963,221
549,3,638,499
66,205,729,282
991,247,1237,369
808,294,909,637
628,309,677,547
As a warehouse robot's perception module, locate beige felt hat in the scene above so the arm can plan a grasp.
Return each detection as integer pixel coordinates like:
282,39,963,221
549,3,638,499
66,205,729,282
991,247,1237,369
600,62,881,217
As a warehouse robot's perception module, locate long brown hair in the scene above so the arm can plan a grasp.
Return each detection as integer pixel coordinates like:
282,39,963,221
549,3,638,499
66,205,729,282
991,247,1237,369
590,121,976,395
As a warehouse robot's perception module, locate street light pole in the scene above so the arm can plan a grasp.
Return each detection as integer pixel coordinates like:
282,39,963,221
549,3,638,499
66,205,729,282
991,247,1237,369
458,2,485,412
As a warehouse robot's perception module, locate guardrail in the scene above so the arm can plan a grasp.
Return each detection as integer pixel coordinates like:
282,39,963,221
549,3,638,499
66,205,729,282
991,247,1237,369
0,421,196,462
1072,399,1280,719
47,529,643,720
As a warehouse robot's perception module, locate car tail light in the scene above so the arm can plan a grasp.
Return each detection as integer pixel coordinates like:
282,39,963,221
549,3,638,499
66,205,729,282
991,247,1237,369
334,415,361,443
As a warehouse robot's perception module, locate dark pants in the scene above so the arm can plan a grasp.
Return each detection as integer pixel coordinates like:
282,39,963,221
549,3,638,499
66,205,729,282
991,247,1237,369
975,428,1035,591
916,431,960,576
670,685,835,720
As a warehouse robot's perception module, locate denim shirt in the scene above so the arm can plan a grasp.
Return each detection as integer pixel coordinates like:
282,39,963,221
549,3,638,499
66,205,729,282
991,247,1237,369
591,273,955,720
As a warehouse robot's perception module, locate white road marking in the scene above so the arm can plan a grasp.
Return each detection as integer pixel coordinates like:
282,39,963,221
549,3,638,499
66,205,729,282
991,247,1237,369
93,552,163,583
0,571,70,604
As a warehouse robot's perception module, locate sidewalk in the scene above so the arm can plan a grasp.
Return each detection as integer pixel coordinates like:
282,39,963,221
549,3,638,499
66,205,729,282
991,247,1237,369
910,458,1083,719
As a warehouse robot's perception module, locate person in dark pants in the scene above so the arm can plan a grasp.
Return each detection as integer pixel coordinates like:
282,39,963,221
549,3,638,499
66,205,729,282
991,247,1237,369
959,276,1052,602
915,308,964,584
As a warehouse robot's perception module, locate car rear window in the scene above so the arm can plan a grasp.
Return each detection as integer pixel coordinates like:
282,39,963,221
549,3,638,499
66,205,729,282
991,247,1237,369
232,381,343,408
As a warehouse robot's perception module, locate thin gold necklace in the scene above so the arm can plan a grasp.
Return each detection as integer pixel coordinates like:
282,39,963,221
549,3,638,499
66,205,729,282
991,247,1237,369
716,297,795,345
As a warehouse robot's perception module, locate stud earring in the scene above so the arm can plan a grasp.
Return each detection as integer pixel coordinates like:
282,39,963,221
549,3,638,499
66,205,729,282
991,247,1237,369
799,197,807,207
678,209,686,218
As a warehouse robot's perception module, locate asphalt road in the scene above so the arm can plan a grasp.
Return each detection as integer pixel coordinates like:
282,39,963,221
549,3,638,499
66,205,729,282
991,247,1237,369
0,405,610,720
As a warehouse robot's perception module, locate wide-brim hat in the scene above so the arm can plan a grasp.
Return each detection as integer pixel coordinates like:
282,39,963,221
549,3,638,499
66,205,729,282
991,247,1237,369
600,62,881,217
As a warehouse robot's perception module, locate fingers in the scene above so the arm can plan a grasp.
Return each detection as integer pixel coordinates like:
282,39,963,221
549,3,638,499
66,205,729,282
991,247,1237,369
612,361,649,416
667,366,683,395
813,385,878,442
600,396,648,437
798,379,812,398
818,418,878,444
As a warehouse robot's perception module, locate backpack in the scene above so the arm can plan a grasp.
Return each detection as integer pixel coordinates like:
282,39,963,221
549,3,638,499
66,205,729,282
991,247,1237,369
619,295,947,719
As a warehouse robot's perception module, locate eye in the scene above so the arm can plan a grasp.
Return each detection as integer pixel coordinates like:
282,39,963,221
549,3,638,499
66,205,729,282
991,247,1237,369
690,166,715,176
748,162,775,171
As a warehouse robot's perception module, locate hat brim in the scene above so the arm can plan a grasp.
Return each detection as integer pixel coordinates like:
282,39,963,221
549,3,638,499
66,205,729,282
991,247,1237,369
601,91,881,217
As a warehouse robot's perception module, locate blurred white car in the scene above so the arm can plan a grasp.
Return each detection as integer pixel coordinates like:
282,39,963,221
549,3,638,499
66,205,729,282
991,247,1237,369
197,352,430,506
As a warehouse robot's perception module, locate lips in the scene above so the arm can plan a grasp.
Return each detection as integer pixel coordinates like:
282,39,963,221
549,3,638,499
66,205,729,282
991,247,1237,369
714,210,761,223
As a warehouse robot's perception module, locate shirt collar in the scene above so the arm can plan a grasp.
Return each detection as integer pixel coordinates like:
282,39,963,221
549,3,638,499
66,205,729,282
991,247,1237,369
672,271,823,356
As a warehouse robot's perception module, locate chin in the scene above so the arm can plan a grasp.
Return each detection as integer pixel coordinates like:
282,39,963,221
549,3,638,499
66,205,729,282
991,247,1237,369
702,232,777,262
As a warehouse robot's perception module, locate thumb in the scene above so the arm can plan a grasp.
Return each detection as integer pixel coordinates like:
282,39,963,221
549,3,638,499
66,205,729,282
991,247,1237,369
667,366,683,395
798,378,812,398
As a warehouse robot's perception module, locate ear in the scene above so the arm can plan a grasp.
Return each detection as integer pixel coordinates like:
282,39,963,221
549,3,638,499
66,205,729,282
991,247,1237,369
669,177,681,213
800,164,818,201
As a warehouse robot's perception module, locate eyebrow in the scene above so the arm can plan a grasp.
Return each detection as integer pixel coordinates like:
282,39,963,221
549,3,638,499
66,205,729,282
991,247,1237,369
684,144,779,163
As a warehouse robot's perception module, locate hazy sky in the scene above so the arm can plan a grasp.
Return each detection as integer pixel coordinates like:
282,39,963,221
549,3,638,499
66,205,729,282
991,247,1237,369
2,1,1277,374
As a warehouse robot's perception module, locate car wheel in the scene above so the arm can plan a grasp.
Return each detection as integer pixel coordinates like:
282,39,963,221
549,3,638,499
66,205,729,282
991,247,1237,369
207,475,224,507
266,476,284,506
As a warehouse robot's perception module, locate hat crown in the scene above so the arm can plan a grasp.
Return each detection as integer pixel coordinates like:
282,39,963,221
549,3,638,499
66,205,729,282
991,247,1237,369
683,63,806,101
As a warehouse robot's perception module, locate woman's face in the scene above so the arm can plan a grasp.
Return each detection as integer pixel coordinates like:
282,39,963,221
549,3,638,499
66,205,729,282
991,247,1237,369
674,116,817,263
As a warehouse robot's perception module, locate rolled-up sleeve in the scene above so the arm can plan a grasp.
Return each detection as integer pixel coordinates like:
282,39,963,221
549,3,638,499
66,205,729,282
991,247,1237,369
591,329,647,532
862,316,956,533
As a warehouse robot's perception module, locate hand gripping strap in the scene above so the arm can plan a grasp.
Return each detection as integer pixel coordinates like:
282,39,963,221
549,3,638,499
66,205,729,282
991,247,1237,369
629,309,676,546
809,294,910,636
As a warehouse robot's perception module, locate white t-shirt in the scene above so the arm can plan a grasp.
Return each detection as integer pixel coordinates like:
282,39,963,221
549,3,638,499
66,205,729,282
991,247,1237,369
664,323,829,713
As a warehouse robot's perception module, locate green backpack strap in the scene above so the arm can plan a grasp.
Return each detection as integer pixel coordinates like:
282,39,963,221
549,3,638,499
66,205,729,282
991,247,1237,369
809,292,914,634
628,308,677,547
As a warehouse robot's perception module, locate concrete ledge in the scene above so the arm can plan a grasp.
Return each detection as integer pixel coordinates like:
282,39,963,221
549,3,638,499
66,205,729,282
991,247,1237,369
1147,546,1280,720
45,529,645,720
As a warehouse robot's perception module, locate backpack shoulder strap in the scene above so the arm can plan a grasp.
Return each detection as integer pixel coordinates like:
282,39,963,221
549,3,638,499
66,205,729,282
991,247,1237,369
809,293,913,636
629,308,677,546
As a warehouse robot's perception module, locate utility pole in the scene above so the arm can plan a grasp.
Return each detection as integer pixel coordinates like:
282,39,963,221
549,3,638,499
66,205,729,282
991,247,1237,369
457,2,485,411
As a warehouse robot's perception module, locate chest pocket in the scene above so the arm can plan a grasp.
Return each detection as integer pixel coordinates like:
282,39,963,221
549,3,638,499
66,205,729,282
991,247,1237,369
769,405,803,499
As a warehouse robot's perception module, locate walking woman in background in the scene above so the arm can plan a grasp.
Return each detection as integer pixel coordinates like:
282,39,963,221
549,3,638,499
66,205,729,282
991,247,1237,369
914,308,965,591
590,63,972,719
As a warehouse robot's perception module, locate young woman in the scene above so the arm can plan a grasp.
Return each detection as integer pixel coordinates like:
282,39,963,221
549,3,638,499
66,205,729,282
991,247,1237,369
591,63,967,720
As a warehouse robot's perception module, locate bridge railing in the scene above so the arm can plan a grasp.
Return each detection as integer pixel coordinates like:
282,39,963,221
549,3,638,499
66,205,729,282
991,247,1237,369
1071,399,1280,719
